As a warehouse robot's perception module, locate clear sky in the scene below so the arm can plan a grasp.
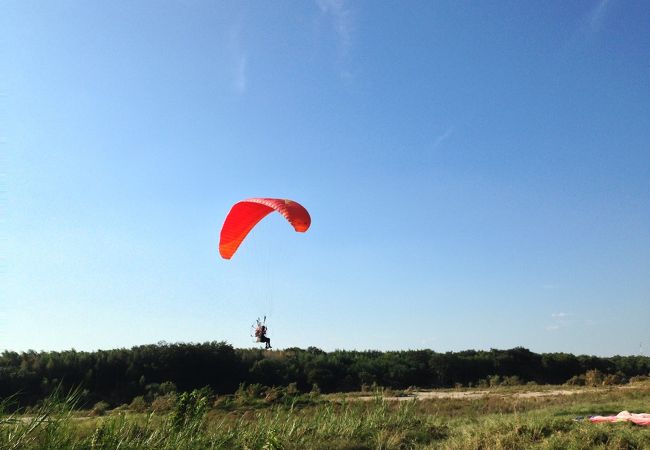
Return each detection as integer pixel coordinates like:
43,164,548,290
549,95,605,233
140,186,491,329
2,1,648,356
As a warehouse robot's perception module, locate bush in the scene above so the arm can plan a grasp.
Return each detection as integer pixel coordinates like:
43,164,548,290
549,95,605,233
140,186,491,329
234,383,265,406
602,373,625,386
113,403,129,412
129,396,148,413
90,400,110,416
263,386,282,404
501,376,522,386
629,375,649,383
584,369,604,387
286,382,299,396
151,393,177,413
159,381,177,395
565,375,585,386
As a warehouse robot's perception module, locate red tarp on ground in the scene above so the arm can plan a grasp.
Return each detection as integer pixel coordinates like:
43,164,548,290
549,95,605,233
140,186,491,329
589,411,650,426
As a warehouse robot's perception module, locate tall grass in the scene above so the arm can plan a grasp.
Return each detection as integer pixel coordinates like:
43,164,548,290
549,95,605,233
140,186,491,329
1,385,649,449
0,387,81,450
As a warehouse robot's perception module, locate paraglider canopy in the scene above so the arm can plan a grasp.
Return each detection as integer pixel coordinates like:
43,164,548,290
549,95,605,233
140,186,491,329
219,198,311,259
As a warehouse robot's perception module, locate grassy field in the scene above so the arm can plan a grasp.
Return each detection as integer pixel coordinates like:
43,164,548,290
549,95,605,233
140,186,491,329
2,383,649,449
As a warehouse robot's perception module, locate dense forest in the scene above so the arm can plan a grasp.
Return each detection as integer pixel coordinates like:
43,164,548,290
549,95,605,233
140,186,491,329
1,342,649,407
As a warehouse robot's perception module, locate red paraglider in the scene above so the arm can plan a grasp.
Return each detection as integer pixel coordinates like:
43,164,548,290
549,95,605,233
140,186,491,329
219,198,311,259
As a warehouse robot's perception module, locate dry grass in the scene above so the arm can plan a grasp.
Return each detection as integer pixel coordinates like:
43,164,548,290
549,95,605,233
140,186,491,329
1,383,649,449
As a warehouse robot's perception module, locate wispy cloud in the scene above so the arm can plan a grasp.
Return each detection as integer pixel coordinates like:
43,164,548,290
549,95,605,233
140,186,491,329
562,0,613,53
586,0,611,33
551,312,570,319
546,312,572,332
420,337,437,346
228,23,248,94
317,0,355,80
233,54,248,94
432,128,453,150
317,0,354,55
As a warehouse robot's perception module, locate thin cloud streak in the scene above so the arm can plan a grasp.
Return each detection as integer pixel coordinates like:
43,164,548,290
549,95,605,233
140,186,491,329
546,312,572,332
228,23,248,94
233,54,248,94
552,312,570,319
317,0,353,55
317,0,355,80
587,0,611,33
561,0,613,53
432,128,453,150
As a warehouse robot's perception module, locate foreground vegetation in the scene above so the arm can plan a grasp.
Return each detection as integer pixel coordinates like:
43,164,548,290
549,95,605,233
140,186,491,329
2,382,649,449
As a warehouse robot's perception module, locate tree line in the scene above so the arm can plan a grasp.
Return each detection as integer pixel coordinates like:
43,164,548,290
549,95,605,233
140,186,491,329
1,342,648,407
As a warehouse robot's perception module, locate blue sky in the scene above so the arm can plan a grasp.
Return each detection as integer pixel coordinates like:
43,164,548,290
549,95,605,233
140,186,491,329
2,1,649,356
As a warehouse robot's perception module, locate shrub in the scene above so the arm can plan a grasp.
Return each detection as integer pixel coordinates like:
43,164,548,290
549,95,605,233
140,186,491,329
159,381,177,394
501,376,522,386
488,375,501,387
602,373,625,386
151,393,177,414
90,401,110,417
629,375,649,383
129,396,148,413
263,386,282,404
234,383,265,406
585,369,604,387
286,382,299,396
565,375,586,386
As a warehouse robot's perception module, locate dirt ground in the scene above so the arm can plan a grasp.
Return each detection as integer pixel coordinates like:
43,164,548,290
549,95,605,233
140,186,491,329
354,387,595,401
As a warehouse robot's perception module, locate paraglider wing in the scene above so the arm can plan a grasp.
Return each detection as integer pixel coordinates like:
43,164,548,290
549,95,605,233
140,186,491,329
219,198,311,259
